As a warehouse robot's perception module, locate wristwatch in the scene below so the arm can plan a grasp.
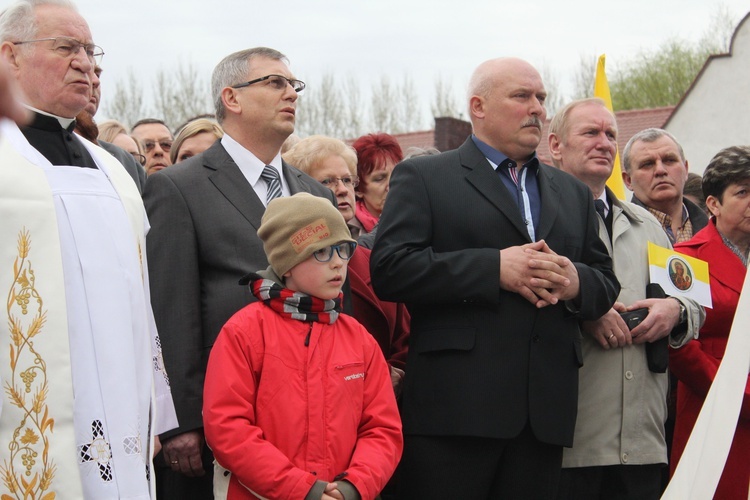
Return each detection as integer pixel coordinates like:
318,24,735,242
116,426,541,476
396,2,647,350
674,298,687,325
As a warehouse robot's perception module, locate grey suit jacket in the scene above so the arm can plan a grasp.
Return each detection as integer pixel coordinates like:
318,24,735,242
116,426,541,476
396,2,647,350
143,141,336,437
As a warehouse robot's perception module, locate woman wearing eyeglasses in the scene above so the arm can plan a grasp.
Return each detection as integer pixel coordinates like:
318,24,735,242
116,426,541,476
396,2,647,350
284,135,410,398
97,119,147,192
669,146,750,499
98,119,146,166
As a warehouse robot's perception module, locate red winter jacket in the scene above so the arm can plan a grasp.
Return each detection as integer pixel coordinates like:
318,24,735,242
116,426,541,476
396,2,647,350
203,301,403,500
671,220,750,499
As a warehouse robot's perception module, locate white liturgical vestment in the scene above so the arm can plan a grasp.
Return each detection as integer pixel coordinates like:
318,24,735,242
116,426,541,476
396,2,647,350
0,119,177,499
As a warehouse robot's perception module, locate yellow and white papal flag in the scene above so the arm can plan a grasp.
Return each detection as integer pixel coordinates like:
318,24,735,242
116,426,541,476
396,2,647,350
647,241,712,308
594,54,627,200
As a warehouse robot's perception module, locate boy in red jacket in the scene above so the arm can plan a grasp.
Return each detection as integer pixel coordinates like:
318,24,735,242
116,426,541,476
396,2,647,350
203,193,403,500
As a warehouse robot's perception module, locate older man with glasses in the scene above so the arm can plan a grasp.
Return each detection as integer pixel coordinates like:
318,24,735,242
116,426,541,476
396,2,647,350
0,0,177,498
143,47,336,499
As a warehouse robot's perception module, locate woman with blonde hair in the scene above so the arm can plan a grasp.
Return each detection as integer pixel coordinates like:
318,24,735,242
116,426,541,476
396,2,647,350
98,119,146,167
284,135,410,397
170,118,223,164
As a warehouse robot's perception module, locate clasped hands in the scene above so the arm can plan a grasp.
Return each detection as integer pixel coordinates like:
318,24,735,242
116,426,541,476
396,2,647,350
500,240,580,308
321,482,345,500
163,430,206,477
163,431,347,500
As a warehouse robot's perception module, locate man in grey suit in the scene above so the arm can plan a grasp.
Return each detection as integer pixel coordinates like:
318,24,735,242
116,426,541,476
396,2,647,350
143,47,335,499
371,57,619,499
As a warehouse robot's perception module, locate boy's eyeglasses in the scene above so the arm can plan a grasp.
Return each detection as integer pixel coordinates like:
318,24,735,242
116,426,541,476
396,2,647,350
312,242,357,263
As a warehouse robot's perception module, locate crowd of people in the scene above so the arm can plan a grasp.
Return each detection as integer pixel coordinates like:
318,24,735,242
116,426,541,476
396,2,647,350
0,0,748,499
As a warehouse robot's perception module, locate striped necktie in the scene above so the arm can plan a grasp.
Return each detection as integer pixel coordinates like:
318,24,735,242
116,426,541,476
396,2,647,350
594,199,607,220
261,165,282,204
595,199,611,240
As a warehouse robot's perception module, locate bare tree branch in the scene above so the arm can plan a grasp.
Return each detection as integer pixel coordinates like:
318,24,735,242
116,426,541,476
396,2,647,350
103,68,147,129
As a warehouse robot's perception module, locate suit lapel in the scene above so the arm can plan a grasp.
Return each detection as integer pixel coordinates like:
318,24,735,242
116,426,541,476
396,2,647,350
535,165,561,241
204,143,266,229
459,139,531,241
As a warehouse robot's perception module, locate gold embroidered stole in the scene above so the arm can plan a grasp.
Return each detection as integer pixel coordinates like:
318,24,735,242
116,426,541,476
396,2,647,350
0,134,82,499
0,121,172,499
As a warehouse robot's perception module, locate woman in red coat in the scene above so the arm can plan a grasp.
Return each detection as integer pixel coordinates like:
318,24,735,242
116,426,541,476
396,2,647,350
284,136,410,394
670,146,750,499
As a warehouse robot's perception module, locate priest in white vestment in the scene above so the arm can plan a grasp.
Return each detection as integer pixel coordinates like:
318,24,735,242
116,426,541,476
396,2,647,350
0,1,177,498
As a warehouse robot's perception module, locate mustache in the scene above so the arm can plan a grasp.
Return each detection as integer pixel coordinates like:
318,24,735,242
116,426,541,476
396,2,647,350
522,117,543,129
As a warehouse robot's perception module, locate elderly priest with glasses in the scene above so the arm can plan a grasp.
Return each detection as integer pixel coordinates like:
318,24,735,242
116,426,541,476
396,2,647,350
143,47,336,499
0,0,177,498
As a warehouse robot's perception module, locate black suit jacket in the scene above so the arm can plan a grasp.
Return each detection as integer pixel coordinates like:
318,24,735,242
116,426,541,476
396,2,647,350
144,141,336,437
99,140,146,194
370,138,619,447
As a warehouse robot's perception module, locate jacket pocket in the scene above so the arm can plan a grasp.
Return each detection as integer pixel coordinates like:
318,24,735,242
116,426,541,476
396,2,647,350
415,328,475,353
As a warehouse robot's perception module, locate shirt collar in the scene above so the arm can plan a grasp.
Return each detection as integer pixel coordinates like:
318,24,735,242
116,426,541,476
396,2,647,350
221,132,283,185
646,203,690,227
596,191,609,216
471,134,539,172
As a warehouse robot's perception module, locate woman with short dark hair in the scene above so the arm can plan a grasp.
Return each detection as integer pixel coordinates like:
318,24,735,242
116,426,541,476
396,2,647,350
350,133,403,237
669,145,750,499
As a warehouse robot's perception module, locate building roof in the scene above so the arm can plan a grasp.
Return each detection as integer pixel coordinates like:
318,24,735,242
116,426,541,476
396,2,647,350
372,105,675,163
390,129,435,151
664,12,750,129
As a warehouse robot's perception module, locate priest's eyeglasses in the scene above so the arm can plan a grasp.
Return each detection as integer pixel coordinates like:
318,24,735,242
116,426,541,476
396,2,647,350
312,242,357,263
13,37,104,65
231,75,306,94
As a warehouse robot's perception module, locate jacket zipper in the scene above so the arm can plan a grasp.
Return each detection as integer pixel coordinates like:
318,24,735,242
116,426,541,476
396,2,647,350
304,323,313,346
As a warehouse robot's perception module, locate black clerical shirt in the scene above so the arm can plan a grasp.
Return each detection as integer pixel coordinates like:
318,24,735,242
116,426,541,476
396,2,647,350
20,112,98,168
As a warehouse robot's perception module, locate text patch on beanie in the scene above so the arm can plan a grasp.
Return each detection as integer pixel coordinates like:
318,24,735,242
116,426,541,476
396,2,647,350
290,218,331,254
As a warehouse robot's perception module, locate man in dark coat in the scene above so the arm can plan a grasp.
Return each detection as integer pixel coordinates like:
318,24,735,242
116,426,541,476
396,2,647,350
371,57,619,499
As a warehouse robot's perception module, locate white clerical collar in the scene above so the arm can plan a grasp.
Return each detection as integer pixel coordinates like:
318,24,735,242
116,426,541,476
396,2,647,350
23,104,76,129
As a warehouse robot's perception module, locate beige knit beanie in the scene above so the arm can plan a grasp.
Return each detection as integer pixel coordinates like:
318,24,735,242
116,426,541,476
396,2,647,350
258,193,356,276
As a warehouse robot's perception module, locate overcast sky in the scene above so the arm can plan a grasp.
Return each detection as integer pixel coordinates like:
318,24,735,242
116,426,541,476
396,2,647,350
72,0,748,127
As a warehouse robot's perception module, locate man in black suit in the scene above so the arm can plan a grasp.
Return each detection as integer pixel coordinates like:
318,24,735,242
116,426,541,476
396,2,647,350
144,47,335,499
370,57,620,499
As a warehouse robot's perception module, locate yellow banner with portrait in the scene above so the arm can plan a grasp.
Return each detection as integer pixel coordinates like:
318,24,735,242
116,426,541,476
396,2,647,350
647,241,712,308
